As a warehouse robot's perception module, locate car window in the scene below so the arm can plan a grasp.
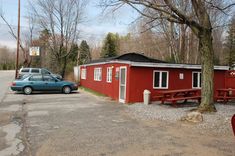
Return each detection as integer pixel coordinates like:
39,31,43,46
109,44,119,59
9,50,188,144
20,74,30,80
21,69,29,73
31,69,40,73
43,75,55,82
29,75,43,81
41,69,50,74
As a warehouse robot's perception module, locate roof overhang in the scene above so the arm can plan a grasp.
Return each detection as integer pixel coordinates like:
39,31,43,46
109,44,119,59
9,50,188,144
130,62,229,70
80,60,229,70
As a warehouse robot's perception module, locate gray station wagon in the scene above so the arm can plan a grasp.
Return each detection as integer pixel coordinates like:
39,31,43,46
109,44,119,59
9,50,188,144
18,68,62,80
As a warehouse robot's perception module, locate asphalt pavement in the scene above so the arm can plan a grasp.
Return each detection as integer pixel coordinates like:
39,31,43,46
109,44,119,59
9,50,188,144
0,70,14,101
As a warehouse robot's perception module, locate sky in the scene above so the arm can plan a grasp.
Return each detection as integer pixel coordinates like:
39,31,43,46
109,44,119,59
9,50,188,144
0,0,138,49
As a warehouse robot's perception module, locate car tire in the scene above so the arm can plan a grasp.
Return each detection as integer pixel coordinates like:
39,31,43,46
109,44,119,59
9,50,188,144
23,86,32,95
63,86,71,94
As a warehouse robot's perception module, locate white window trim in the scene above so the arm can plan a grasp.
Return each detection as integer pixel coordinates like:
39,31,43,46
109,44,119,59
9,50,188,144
94,68,102,81
81,69,86,80
153,70,169,89
192,72,201,88
106,67,112,83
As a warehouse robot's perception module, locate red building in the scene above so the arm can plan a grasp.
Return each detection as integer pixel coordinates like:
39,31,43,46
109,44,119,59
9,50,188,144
79,53,230,103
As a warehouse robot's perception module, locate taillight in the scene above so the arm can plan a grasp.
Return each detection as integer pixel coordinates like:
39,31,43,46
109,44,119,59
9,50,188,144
12,82,16,86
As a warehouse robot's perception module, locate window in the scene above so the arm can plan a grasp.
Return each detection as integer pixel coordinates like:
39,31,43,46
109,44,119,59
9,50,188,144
81,69,87,80
41,69,50,74
21,68,29,73
31,69,40,73
192,72,201,88
153,71,169,89
94,68,102,81
43,75,55,82
106,67,112,83
29,75,43,81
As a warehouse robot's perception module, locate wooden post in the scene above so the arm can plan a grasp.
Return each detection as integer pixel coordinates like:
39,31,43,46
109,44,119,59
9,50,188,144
15,0,20,79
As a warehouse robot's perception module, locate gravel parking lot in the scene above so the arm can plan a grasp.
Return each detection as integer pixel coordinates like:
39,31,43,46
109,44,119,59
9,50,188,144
127,102,235,134
0,71,235,156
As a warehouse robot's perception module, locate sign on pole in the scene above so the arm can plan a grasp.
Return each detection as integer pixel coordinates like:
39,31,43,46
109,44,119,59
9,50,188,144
29,47,40,56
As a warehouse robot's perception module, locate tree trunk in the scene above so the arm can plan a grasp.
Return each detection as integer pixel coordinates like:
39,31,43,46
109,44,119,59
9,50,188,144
179,25,186,63
198,28,216,112
61,57,67,78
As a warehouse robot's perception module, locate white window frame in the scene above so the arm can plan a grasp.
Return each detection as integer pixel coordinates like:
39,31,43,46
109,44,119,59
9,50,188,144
94,68,102,81
153,70,169,89
106,67,112,83
81,69,86,80
192,72,201,88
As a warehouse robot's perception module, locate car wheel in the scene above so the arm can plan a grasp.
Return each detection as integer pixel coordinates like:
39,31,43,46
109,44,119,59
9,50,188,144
23,86,32,95
63,86,71,94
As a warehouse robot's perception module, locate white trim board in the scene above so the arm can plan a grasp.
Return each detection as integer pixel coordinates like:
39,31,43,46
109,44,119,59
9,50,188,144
80,60,229,70
130,62,229,70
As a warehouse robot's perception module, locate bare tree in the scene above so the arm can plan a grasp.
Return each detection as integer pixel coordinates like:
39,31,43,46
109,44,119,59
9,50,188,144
0,10,33,67
29,0,87,77
100,0,235,112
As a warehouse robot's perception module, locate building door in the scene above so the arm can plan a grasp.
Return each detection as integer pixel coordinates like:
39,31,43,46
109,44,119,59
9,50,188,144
119,66,127,103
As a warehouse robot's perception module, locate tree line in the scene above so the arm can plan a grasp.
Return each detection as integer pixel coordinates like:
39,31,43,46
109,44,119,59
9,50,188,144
93,16,235,67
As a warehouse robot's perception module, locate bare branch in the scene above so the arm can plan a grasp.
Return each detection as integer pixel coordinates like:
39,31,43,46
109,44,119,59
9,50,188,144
0,13,27,55
205,0,235,15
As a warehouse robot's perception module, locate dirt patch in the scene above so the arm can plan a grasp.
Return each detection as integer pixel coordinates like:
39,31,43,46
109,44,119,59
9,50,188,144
0,112,12,125
0,130,7,151
35,139,57,156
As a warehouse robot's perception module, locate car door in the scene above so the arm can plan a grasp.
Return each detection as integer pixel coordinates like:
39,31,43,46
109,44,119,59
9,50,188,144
42,75,60,91
28,75,44,91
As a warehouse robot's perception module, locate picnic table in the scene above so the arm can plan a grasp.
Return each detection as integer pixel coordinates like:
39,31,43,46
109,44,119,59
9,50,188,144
215,88,235,103
155,89,201,105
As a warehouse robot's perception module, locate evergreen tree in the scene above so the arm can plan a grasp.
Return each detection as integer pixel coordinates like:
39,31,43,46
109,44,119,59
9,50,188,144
79,40,91,65
226,16,235,68
70,43,79,63
100,32,119,58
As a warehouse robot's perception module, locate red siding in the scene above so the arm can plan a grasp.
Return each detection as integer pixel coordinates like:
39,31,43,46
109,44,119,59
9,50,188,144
80,63,130,101
128,67,226,103
225,70,235,88
224,70,235,96
128,67,192,102
80,63,227,103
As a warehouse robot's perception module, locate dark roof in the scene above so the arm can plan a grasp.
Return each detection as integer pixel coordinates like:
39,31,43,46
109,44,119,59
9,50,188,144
88,53,167,64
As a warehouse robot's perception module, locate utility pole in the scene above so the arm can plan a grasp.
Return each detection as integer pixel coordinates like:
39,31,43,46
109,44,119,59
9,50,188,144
15,0,20,79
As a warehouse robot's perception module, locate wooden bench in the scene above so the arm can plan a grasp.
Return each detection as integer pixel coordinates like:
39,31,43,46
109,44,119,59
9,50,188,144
164,96,201,105
215,89,235,103
215,96,235,103
155,89,201,106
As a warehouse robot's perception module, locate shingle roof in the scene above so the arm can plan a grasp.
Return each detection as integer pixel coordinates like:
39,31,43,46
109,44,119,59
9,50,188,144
87,52,167,64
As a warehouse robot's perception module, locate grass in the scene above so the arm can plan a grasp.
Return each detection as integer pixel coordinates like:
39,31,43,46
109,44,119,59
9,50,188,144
79,86,107,97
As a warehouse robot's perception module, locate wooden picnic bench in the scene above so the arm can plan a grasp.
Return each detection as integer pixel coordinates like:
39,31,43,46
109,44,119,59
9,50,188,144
215,88,235,103
155,89,201,105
